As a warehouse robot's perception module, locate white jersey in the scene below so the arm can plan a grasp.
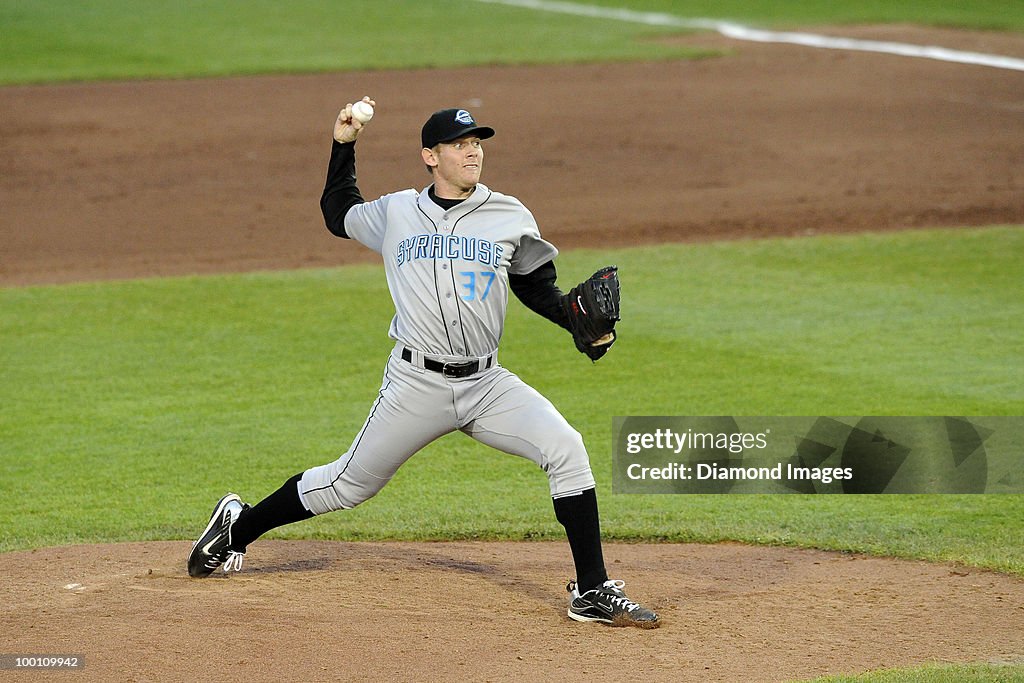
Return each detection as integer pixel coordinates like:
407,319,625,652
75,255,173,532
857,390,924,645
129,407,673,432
344,182,558,358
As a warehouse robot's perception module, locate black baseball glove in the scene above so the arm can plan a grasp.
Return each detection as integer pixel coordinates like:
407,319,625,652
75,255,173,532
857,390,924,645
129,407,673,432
560,265,620,361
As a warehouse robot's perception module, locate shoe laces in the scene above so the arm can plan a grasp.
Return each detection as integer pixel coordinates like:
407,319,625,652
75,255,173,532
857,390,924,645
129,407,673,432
223,550,245,572
601,579,641,613
221,501,247,572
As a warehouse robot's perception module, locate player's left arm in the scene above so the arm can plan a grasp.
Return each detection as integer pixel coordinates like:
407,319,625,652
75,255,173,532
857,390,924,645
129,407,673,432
509,261,571,330
508,208,619,360
510,261,620,361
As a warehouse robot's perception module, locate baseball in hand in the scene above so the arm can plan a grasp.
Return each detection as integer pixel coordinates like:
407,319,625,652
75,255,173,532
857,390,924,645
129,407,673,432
352,100,374,124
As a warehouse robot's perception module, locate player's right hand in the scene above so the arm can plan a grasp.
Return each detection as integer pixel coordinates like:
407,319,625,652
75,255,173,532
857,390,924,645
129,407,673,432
334,96,375,144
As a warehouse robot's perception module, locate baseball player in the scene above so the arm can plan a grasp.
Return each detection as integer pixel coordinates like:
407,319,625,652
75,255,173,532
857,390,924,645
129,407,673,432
187,98,658,628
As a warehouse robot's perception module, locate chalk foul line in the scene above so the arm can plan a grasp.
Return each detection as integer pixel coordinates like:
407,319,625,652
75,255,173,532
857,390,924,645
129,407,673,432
474,0,1024,72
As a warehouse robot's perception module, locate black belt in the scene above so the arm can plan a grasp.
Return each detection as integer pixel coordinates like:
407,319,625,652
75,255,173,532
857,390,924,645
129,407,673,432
401,347,494,378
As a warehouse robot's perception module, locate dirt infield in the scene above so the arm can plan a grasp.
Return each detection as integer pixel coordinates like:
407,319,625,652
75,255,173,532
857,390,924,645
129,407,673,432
2,541,1023,682
2,24,1023,682
1,27,1022,286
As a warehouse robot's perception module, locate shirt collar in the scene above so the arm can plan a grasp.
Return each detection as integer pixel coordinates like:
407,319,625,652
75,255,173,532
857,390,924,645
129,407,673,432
417,183,491,221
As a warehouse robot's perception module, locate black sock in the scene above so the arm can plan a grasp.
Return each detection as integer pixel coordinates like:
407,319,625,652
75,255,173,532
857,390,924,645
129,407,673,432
552,487,608,593
229,473,314,552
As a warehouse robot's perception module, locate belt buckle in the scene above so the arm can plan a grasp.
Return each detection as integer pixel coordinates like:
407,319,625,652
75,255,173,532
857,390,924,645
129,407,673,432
442,360,475,378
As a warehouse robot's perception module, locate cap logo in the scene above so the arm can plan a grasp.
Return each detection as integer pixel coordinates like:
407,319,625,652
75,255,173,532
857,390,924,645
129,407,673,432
455,109,474,125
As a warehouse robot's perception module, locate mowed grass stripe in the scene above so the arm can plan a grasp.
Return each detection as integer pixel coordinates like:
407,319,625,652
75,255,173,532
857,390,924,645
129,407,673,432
538,0,1024,30
3,0,1023,85
0,0,710,85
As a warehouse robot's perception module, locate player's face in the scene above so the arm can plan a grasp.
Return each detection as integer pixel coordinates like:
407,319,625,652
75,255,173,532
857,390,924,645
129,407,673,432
425,135,484,198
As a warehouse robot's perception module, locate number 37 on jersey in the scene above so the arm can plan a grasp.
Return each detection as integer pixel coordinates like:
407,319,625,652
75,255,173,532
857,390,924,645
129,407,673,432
459,270,496,301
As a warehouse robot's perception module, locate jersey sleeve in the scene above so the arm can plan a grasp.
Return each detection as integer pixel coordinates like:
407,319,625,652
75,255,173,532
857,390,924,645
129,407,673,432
343,191,399,254
509,209,559,275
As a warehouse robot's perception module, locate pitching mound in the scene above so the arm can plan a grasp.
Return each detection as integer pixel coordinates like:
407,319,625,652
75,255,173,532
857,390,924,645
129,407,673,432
2,540,1022,681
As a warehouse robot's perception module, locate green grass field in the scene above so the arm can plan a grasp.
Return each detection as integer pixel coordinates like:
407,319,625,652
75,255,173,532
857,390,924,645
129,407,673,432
572,0,1024,29
1,0,1022,84
810,662,1024,683
3,228,1022,573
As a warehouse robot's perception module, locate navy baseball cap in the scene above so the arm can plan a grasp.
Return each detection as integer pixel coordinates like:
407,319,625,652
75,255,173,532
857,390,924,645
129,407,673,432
421,108,495,149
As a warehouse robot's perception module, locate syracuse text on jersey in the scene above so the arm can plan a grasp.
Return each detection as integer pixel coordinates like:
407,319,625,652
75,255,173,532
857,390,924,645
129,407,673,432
396,233,504,268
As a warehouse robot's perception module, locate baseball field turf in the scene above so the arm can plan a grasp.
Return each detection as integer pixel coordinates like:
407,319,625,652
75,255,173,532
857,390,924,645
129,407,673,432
3,228,1023,565
2,1,1022,681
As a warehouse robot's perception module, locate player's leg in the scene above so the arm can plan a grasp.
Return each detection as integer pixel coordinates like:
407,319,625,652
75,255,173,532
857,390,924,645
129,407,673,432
457,368,657,626
297,357,456,514
457,369,596,496
457,371,604,585
188,356,456,577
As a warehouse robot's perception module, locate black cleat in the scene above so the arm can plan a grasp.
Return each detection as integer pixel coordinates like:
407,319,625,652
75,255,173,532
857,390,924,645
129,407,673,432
187,493,248,578
567,579,660,629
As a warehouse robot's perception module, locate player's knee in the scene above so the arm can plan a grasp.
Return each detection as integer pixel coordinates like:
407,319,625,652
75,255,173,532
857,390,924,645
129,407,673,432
300,464,389,514
544,427,590,476
564,427,588,459
334,477,388,510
